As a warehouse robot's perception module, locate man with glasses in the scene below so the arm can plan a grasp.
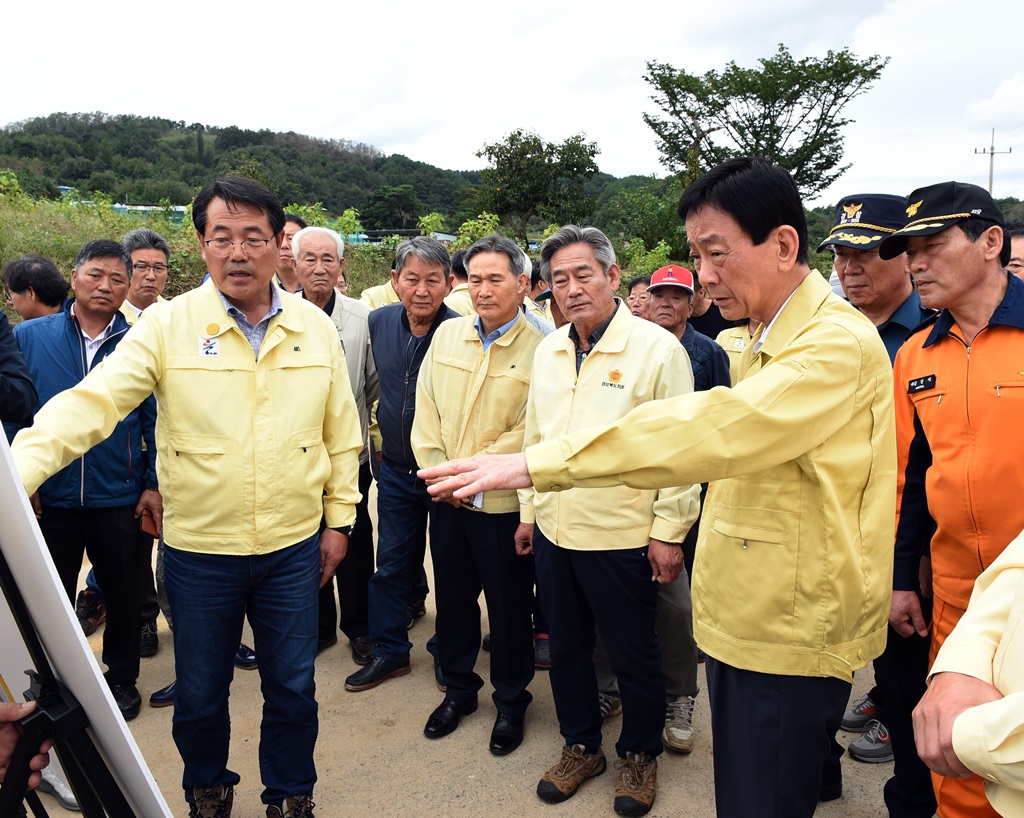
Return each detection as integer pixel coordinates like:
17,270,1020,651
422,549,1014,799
11,177,363,818
119,228,171,323
1006,219,1024,280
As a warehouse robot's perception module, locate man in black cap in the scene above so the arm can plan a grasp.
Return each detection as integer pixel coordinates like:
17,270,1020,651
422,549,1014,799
820,194,936,818
880,181,1021,818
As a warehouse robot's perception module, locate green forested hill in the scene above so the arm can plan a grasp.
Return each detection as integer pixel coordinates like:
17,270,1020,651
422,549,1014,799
0,112,482,222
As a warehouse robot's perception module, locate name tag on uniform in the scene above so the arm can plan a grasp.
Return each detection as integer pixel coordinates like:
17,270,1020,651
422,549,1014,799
200,337,220,357
908,374,936,393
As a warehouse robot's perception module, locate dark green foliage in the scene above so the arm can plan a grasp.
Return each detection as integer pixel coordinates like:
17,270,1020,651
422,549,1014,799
643,45,888,198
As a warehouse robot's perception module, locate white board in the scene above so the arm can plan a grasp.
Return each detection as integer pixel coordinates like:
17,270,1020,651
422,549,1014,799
0,433,172,817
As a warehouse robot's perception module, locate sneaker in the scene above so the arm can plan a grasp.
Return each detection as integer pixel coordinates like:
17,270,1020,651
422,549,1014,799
841,692,878,732
190,785,233,818
614,752,658,816
140,619,159,658
75,589,106,636
662,695,695,754
537,744,607,804
534,633,551,669
599,693,622,720
405,598,426,629
38,768,79,811
848,719,894,763
266,794,315,818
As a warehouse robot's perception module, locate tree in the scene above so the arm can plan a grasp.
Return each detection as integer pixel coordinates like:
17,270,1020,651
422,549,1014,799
362,184,421,230
476,129,599,243
604,177,685,257
643,44,888,198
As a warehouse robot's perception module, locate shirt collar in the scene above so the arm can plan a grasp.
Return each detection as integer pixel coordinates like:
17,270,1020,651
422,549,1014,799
474,312,519,348
568,299,619,350
217,283,283,325
69,304,118,342
924,272,1024,347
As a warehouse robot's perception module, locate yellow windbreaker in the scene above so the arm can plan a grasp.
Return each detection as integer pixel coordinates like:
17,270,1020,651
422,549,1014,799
13,280,362,556
526,273,895,681
412,313,543,514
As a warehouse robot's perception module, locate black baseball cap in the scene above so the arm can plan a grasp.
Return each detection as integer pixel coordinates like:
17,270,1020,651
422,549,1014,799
879,181,1009,265
817,194,908,253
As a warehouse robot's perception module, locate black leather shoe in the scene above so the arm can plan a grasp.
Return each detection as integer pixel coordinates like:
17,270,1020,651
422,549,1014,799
423,698,477,739
344,655,410,691
234,643,258,670
489,712,525,755
434,655,446,692
149,680,176,708
109,682,141,721
349,636,372,665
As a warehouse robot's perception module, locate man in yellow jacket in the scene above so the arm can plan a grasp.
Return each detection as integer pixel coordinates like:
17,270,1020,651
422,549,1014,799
419,158,896,818
412,235,543,755
914,527,1024,818
515,225,698,818
11,177,363,818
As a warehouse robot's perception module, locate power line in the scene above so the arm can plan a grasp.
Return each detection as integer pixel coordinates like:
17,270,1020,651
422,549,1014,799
975,128,1012,193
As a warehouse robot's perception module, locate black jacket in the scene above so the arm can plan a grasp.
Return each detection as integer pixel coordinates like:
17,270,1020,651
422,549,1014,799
368,303,457,470
0,312,37,428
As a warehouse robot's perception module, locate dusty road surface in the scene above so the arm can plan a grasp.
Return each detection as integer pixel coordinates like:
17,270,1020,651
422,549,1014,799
38,492,895,817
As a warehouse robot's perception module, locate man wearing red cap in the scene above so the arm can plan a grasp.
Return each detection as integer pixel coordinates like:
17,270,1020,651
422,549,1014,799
881,181,1024,818
647,265,731,391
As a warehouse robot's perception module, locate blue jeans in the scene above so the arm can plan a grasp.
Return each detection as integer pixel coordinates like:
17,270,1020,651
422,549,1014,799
164,534,320,805
367,459,435,662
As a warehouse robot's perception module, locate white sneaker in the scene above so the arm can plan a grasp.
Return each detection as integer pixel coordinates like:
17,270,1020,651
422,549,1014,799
39,768,80,811
663,695,696,754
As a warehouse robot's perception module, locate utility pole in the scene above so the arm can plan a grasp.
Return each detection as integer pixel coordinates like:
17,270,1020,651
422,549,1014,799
975,128,1012,193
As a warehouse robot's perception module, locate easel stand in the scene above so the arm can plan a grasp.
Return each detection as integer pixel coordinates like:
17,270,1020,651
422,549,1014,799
0,549,135,817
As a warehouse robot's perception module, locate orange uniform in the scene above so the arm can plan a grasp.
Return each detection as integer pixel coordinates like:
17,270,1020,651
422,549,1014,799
894,272,1024,817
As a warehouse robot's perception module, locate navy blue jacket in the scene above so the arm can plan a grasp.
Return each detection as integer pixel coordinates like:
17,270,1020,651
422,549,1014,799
681,324,732,391
11,301,157,508
0,312,37,426
368,303,457,471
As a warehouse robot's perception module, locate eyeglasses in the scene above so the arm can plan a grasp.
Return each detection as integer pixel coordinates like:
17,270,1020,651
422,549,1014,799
204,237,274,256
133,263,170,274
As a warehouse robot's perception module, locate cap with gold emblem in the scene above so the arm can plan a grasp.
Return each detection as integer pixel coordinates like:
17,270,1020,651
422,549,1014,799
817,193,908,253
879,181,1009,264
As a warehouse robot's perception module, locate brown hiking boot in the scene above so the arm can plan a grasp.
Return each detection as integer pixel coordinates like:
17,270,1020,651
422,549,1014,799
189,785,233,818
613,751,657,816
266,794,315,818
536,743,607,804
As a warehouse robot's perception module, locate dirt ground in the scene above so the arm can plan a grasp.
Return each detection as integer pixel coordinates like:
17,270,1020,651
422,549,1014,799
39,489,896,818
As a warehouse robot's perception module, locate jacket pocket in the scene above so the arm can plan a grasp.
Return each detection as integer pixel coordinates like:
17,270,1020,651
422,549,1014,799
281,426,330,521
165,433,242,535
697,509,799,643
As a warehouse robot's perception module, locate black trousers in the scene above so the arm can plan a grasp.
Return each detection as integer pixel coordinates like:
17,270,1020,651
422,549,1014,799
535,527,664,758
705,657,850,818
873,598,937,818
319,462,375,641
39,504,142,684
431,503,534,714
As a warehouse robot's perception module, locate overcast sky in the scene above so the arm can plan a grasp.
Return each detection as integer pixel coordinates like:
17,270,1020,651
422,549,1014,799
5,0,1024,209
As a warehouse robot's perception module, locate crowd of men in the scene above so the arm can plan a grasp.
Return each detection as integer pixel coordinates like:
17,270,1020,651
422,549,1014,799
1,163,1023,818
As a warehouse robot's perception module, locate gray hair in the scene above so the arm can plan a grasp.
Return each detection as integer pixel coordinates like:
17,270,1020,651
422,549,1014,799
292,226,345,261
122,228,170,262
394,236,451,277
464,235,526,277
539,225,616,285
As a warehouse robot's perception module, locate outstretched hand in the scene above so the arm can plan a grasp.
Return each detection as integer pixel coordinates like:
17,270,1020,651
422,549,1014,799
418,453,533,500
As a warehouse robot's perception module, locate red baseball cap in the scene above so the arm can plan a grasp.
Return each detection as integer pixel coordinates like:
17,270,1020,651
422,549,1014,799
648,265,694,294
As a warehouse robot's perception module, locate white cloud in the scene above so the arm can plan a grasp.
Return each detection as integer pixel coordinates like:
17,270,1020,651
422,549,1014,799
4,0,1024,205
